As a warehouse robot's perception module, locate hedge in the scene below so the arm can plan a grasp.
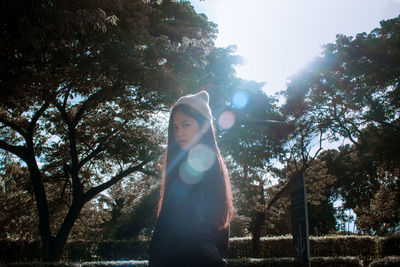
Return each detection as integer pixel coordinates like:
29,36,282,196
1,234,399,264
0,239,42,263
379,233,400,257
309,235,378,263
369,256,400,267
225,235,382,260
228,257,363,267
7,257,364,267
225,236,293,258
7,260,148,267
94,240,150,261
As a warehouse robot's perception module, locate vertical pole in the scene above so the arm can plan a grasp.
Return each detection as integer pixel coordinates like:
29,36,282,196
290,172,310,266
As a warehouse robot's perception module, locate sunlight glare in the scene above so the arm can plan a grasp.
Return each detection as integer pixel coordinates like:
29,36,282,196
179,161,203,185
179,144,216,185
188,144,216,172
218,110,236,130
232,91,249,109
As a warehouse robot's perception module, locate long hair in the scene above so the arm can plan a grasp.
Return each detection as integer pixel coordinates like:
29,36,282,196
157,104,234,229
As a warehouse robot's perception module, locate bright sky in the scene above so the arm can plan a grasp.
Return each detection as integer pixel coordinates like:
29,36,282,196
191,0,400,96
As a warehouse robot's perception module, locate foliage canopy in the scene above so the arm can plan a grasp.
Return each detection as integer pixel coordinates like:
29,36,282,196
0,0,220,261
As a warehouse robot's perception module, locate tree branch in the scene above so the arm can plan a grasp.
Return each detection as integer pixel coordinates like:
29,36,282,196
0,139,27,160
77,122,128,169
73,89,105,127
63,88,72,109
0,117,27,139
266,180,291,211
332,101,361,147
55,102,72,125
83,160,151,202
78,144,106,170
27,102,50,137
308,128,324,166
55,102,83,198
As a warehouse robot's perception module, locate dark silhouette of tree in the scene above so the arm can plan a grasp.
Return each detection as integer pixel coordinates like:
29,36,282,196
214,79,289,257
0,0,219,261
281,15,400,236
321,139,400,235
282,16,400,147
111,185,160,240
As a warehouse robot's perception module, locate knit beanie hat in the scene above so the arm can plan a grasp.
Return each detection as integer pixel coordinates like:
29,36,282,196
172,91,213,122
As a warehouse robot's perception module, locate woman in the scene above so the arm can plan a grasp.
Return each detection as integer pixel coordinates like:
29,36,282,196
149,91,234,267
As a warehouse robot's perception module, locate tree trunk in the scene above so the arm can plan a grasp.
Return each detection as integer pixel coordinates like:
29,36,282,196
251,211,266,257
25,152,55,261
42,237,61,262
251,180,266,258
42,199,86,261
26,151,85,261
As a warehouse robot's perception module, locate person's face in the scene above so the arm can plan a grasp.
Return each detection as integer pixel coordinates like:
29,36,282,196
172,110,202,150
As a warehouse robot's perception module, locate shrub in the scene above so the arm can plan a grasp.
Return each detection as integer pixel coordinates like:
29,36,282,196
0,240,41,263
63,241,97,261
309,235,378,260
227,258,302,267
8,262,73,267
2,234,399,263
96,240,150,261
225,235,293,258
8,261,148,267
6,258,363,267
227,257,362,267
224,236,252,258
79,260,148,266
379,233,400,257
369,256,400,267
310,256,363,267
259,236,292,258
225,235,377,259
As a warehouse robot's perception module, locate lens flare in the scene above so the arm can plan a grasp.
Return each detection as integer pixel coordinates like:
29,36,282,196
188,144,216,172
218,111,236,130
232,91,249,109
179,161,203,185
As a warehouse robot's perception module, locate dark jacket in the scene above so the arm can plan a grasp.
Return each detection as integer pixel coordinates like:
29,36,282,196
149,178,229,267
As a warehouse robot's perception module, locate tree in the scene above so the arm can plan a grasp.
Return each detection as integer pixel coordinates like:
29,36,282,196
0,151,39,239
0,150,111,241
101,167,160,240
281,15,400,235
111,185,160,240
302,157,337,235
0,0,219,261
282,15,400,147
321,138,400,235
213,79,289,257
262,154,338,237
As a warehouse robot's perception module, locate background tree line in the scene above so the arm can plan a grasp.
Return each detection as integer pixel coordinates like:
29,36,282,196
0,0,399,261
